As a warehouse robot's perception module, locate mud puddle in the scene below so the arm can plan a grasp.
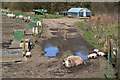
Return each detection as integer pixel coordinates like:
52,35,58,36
51,32,57,35
2,40,13,49
66,29,77,33
42,37,93,58
49,28,59,31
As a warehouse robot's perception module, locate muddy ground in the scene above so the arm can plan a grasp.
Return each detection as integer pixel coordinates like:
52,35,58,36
2,15,115,78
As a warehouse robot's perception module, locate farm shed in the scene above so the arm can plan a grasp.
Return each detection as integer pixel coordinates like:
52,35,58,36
67,8,91,17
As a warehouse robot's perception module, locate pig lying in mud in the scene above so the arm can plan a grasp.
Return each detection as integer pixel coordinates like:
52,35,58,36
63,55,85,68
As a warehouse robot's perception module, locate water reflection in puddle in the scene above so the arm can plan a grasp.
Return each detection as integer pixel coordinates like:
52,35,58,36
44,46,59,57
74,52,88,60
2,43,11,48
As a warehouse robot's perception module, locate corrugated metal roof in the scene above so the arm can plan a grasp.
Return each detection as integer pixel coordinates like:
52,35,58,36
68,8,91,13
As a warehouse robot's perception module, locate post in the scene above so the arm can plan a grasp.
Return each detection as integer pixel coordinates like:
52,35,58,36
104,37,107,52
116,44,119,79
107,36,110,79
38,22,40,36
34,26,36,42
23,34,26,56
41,19,43,34
41,18,43,29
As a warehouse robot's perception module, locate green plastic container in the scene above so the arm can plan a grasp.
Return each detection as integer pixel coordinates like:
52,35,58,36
29,22,36,30
24,14,28,17
6,12,8,14
30,15,34,20
9,12,12,14
14,30,24,42
35,17,40,22
15,13,19,16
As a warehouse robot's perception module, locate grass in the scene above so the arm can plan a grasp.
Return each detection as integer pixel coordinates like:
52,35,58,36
76,20,118,50
76,21,100,49
76,20,118,78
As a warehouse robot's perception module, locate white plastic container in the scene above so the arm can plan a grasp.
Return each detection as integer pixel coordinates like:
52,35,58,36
36,21,41,26
32,27,38,35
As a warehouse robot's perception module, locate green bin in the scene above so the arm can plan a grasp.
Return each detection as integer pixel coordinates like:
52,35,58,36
14,30,25,42
29,22,36,30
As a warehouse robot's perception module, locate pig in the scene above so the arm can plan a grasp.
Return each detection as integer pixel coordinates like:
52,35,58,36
88,52,97,59
26,52,32,57
7,14,16,18
63,55,85,68
97,52,105,56
24,17,28,20
22,51,32,57
7,14,11,17
19,15,24,19
94,49,106,56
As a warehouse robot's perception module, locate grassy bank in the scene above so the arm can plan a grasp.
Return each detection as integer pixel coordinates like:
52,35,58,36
76,20,118,51
76,19,118,78
76,20,101,49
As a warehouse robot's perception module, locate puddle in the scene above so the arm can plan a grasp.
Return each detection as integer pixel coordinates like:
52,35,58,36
74,52,88,60
44,46,59,57
4,44,11,47
42,37,93,58
66,25,73,27
2,43,11,48
50,28,59,31
66,29,77,33
51,32,57,35
59,22,66,25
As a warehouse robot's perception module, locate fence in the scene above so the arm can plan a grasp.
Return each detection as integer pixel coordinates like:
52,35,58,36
88,16,119,78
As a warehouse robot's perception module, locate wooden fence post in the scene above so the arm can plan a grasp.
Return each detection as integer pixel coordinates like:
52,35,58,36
38,22,40,36
107,36,110,79
23,34,26,56
34,26,36,42
116,44,119,79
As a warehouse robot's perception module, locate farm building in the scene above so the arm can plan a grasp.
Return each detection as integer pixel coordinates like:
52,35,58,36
67,8,91,17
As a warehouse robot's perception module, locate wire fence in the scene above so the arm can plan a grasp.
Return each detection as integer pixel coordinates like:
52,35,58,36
88,16,119,78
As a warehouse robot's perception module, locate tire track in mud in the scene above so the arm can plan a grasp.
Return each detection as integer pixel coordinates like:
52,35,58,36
42,18,83,39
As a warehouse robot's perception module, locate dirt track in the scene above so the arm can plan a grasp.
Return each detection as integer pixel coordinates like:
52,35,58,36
2,16,115,78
